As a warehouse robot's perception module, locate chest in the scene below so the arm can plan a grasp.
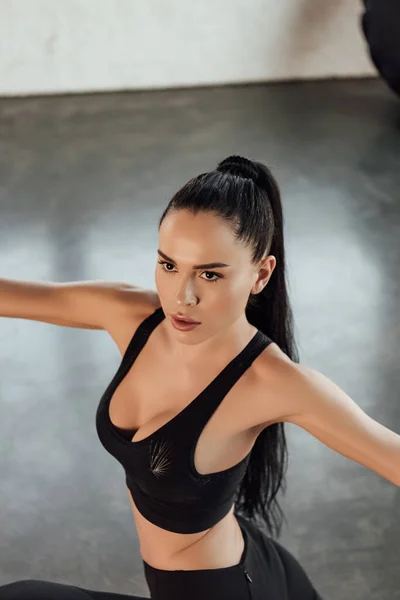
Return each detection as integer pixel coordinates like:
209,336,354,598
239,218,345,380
107,342,269,476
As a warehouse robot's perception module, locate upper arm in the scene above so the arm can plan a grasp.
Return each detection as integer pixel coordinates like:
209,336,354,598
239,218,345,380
280,365,400,486
0,278,155,331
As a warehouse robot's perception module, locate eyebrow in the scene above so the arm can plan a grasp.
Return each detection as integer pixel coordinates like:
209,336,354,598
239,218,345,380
157,250,231,270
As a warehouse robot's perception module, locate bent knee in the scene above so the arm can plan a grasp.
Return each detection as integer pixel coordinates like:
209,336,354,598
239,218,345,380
0,579,39,599
0,579,86,599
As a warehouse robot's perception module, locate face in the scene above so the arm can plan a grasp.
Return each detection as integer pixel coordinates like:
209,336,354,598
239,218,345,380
155,210,276,345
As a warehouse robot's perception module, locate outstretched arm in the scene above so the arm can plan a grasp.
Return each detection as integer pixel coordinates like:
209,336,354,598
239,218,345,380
0,278,148,330
283,365,400,487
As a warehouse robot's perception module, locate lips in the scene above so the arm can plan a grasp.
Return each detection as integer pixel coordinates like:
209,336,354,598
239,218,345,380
171,315,201,324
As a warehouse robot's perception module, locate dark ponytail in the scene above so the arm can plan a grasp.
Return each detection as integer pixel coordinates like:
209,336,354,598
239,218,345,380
159,155,300,538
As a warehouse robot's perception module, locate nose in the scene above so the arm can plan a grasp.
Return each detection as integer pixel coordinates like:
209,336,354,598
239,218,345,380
176,277,198,306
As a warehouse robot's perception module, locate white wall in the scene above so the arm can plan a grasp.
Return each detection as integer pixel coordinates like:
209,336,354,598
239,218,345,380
0,0,376,97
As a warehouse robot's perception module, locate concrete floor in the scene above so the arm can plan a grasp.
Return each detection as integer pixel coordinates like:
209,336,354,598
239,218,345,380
0,79,399,599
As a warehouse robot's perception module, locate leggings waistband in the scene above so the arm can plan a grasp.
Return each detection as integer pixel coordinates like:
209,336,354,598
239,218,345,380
142,514,250,599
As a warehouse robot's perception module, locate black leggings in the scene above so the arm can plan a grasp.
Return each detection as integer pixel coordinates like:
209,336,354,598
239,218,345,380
0,515,323,599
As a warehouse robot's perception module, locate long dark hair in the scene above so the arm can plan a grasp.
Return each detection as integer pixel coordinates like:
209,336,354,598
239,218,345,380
158,155,299,538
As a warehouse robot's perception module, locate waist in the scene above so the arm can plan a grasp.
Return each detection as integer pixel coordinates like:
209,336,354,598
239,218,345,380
138,505,245,571
142,522,249,600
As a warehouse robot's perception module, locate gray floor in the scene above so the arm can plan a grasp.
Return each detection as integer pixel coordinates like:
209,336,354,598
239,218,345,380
0,79,399,599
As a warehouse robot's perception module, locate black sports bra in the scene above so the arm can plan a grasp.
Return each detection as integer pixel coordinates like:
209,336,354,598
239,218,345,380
95,306,272,534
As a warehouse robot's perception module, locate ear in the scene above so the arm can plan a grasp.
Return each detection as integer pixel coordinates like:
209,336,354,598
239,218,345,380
251,255,276,294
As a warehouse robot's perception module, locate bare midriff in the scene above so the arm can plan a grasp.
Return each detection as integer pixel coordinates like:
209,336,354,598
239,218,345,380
127,487,246,571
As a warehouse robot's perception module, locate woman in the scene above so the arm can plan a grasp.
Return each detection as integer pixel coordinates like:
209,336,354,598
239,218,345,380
1,155,399,600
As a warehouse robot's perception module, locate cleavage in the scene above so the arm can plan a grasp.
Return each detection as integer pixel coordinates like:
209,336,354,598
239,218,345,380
108,350,253,475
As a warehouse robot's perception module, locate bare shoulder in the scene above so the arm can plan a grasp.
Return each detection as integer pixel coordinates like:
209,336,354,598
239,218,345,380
249,342,308,430
105,286,161,357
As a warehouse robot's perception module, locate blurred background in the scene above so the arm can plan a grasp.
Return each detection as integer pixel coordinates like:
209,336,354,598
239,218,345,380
0,1,376,95
1,1,399,599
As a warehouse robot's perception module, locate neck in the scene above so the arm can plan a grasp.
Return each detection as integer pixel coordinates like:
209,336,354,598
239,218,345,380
163,313,257,368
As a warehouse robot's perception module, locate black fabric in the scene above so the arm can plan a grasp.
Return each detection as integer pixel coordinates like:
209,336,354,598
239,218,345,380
361,0,400,97
95,306,273,534
0,580,146,599
0,515,324,599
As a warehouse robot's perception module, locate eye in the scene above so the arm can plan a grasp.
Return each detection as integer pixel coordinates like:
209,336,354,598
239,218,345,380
157,260,223,283
157,260,175,272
